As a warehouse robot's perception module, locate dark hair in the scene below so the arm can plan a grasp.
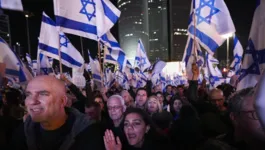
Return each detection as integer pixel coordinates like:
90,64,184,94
85,101,101,109
136,88,148,96
4,88,22,106
169,95,183,113
165,85,172,89
155,91,163,95
121,107,157,132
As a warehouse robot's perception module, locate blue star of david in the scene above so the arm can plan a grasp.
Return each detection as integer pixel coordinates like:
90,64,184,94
195,0,220,25
80,0,96,21
197,59,204,67
234,54,242,66
238,39,260,81
138,57,147,67
59,34,70,48
209,75,219,86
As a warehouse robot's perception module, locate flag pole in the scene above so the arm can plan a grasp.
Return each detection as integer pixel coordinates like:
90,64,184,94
193,0,198,61
58,42,63,74
98,41,103,86
80,37,85,57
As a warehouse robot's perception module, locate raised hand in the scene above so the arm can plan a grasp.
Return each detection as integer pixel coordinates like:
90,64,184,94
103,130,122,150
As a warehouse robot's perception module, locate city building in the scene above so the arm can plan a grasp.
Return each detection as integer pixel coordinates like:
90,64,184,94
118,0,149,63
0,12,11,46
147,0,168,62
169,0,190,61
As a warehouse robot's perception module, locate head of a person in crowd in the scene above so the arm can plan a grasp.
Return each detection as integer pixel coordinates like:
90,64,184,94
94,95,105,111
107,95,126,126
171,96,183,114
120,90,133,107
154,84,162,93
177,85,185,97
2,88,22,106
25,76,67,130
156,92,164,106
172,86,177,95
135,88,148,108
209,88,226,111
85,101,101,121
122,108,156,148
228,88,265,145
165,85,172,95
145,95,162,115
217,84,235,101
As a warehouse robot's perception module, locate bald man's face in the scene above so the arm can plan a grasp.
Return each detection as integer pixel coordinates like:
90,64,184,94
25,76,66,122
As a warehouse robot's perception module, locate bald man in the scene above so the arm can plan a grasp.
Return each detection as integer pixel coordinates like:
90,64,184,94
11,76,104,150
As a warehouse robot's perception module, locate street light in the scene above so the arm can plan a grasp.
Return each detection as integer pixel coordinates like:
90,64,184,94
221,33,233,68
24,11,34,57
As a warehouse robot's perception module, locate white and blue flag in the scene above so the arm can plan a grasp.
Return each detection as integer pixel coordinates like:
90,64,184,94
37,52,54,75
102,33,127,71
237,0,265,90
230,35,243,75
183,36,204,80
26,53,33,69
134,39,151,72
53,0,120,41
38,12,84,68
88,50,102,83
188,0,235,55
206,53,223,88
0,37,32,82
104,68,115,89
0,0,23,11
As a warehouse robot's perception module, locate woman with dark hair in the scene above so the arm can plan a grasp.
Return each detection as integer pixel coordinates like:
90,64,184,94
170,96,183,120
104,108,171,150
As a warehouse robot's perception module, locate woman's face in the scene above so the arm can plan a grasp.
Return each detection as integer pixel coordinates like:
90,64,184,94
156,94,164,105
173,99,182,113
124,113,150,148
147,99,159,113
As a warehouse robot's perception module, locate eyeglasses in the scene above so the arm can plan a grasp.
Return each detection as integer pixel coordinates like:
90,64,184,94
107,105,122,111
210,98,223,103
238,110,259,120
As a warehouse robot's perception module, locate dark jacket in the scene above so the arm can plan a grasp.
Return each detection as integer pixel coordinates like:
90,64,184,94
11,108,104,150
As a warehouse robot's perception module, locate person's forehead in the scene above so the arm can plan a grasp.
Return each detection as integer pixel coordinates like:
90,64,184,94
137,90,147,95
210,91,223,98
125,113,142,121
108,98,122,105
26,79,51,92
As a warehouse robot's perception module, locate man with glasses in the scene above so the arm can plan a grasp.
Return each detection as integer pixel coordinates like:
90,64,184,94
209,88,227,112
221,87,265,150
106,95,128,146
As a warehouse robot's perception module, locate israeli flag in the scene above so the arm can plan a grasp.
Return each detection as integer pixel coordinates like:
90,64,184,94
104,68,115,89
102,33,127,71
183,36,204,80
37,52,54,75
38,12,84,68
0,0,23,11
53,0,120,41
88,50,102,83
134,39,151,72
206,53,223,88
26,53,33,69
230,36,243,75
237,0,265,91
188,0,235,55
0,37,32,82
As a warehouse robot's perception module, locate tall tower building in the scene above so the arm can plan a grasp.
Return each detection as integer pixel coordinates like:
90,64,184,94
0,13,11,45
118,0,149,63
170,0,190,61
147,0,168,62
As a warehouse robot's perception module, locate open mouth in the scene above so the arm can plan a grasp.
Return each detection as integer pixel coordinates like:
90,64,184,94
30,108,43,114
128,133,137,139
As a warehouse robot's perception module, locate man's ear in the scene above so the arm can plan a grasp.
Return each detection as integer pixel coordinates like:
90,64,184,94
61,95,68,108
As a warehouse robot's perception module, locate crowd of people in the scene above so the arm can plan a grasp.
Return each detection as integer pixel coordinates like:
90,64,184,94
0,64,265,150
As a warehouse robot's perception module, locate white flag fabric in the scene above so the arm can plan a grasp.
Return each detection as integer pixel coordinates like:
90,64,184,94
206,53,223,88
88,50,102,83
237,0,265,90
38,12,84,68
0,37,32,82
53,0,120,41
0,0,23,11
183,36,204,80
230,35,243,75
188,0,235,55
36,52,54,75
134,39,151,72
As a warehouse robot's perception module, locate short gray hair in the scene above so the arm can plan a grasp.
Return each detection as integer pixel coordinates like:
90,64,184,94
228,87,255,113
107,94,125,106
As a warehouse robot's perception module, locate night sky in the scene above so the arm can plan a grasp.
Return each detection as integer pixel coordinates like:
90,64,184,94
3,0,256,62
